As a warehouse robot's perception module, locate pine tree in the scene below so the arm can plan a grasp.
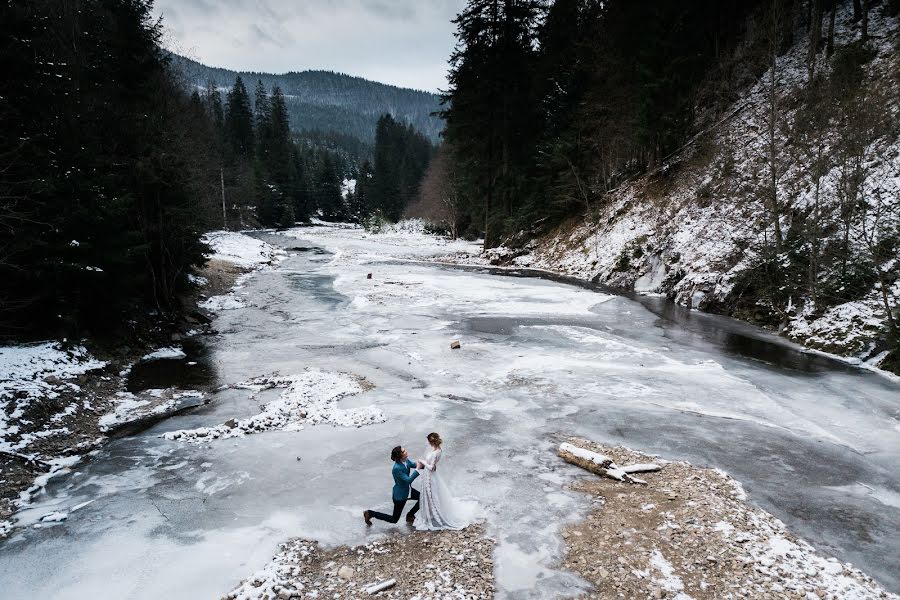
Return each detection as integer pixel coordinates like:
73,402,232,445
442,0,543,247
254,79,272,161
316,154,345,220
225,76,254,156
205,81,225,131
0,0,215,335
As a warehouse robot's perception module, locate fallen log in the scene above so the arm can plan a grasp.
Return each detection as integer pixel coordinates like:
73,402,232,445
558,442,660,485
366,578,396,594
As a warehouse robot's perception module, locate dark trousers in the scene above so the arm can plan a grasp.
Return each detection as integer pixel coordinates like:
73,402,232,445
369,488,420,523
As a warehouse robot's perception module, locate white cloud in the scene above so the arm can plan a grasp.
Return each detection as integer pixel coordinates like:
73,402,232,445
154,0,465,91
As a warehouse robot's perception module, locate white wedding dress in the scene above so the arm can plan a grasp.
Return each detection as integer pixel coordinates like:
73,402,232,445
414,446,467,531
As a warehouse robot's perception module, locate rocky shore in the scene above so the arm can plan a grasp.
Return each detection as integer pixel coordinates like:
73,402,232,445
559,439,896,600
223,524,495,600
219,438,897,600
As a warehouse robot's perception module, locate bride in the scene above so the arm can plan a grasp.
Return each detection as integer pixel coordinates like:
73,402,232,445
414,432,467,531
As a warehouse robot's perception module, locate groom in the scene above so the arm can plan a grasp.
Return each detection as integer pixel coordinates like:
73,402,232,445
363,445,422,526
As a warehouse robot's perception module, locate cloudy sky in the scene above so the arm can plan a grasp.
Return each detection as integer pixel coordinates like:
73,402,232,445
154,0,466,92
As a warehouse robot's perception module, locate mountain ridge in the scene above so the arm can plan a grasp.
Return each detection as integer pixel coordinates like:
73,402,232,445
169,53,444,145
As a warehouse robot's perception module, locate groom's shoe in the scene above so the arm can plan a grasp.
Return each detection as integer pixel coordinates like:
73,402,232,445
405,513,415,524
363,510,372,526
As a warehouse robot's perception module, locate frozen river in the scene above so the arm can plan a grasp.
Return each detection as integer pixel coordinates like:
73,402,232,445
1,226,898,598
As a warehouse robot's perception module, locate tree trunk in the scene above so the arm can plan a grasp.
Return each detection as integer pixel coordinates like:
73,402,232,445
558,443,660,485
809,144,822,304
768,7,785,253
808,0,823,78
853,0,862,21
861,0,870,41
827,2,837,56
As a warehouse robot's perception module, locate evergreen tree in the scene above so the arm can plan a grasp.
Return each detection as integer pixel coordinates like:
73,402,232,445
315,154,345,220
254,79,272,161
0,0,216,336
369,115,434,221
225,76,254,156
441,0,544,247
205,81,225,132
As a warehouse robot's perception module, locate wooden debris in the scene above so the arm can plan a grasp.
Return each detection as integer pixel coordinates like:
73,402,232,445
450,340,461,349
365,578,396,594
558,442,660,484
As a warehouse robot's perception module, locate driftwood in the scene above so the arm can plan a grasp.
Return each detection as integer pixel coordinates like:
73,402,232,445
558,443,660,485
365,578,396,594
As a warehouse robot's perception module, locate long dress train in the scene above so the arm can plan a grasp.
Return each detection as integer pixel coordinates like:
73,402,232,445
414,447,467,531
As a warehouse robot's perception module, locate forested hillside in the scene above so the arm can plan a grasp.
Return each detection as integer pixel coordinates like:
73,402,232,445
0,0,219,338
170,55,443,145
0,1,363,337
425,0,900,372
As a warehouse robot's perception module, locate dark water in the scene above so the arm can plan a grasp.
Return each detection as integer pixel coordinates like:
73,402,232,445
421,261,866,375
126,337,216,392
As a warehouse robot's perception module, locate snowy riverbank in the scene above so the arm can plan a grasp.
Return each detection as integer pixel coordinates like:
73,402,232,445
0,230,285,538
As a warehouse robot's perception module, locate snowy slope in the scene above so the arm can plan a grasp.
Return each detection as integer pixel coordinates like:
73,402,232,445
474,3,900,371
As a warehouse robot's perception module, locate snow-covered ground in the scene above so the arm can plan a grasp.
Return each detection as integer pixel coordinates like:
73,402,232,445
203,231,286,269
0,225,897,599
162,369,380,443
0,342,107,455
200,231,287,312
454,4,900,373
280,219,481,264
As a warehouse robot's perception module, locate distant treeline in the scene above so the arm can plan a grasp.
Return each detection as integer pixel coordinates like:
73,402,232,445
170,54,444,146
0,1,363,337
203,76,352,226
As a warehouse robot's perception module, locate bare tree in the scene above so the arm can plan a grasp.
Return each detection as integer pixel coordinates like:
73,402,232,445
767,0,787,252
826,0,837,56
808,0,823,78
857,184,900,345
407,146,464,239
861,0,870,41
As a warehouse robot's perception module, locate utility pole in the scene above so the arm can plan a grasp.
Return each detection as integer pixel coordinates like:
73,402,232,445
220,167,227,229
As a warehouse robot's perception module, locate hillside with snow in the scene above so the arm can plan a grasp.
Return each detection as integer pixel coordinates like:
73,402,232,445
475,3,900,373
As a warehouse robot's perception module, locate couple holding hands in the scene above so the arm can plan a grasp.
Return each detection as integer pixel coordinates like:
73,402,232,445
363,432,466,531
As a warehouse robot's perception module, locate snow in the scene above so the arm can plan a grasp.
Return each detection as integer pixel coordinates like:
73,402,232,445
98,390,203,432
140,347,186,361
649,550,694,600
0,342,106,453
199,294,247,311
442,4,900,373
16,455,82,508
340,178,356,199
744,513,891,600
203,231,286,268
199,232,286,313
278,220,481,263
39,511,68,523
162,369,380,443
1,223,898,599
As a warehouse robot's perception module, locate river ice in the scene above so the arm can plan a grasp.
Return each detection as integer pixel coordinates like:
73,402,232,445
0,225,898,598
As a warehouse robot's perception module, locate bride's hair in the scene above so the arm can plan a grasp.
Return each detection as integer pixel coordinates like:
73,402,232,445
427,432,442,448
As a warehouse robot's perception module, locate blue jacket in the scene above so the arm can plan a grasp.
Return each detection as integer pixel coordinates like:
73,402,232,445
392,459,419,502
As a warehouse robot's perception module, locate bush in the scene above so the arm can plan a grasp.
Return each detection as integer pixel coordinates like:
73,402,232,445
362,211,390,233
423,222,451,237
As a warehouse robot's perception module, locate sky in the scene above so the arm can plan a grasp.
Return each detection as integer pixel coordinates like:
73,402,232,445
153,0,467,92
